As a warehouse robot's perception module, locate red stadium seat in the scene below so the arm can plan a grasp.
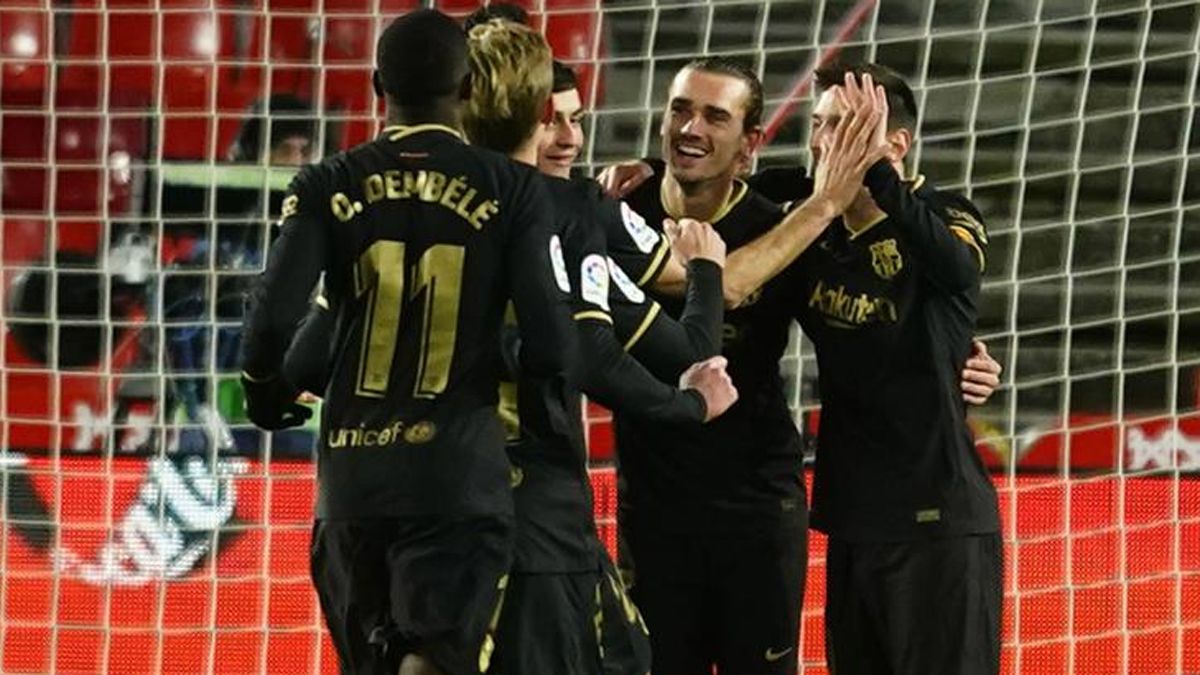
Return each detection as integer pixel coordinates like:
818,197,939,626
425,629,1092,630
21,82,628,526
162,12,219,61
0,10,48,60
106,12,155,60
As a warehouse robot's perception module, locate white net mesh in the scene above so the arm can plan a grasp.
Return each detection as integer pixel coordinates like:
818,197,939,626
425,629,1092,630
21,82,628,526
1,0,1198,673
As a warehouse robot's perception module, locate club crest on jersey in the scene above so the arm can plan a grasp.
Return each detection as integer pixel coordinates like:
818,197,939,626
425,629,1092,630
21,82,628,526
620,201,660,254
549,235,571,293
869,238,904,280
581,255,611,310
607,257,644,304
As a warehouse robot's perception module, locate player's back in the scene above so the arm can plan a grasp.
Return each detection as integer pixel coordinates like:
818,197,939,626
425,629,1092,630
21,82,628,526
308,125,566,519
501,174,598,572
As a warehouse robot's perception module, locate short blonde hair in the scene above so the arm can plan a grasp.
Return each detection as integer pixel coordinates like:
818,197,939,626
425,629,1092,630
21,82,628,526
463,20,553,155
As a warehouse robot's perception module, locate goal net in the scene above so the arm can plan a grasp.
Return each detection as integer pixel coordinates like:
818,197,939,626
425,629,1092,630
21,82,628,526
1,0,1198,673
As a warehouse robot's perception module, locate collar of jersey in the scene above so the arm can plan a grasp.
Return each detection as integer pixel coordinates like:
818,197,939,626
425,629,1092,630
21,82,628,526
903,174,927,192
844,211,888,240
659,178,748,226
381,124,464,142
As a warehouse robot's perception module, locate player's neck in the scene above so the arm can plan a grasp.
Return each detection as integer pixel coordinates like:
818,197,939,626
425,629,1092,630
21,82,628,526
842,158,907,233
661,171,736,223
843,189,887,233
509,137,539,169
385,101,462,132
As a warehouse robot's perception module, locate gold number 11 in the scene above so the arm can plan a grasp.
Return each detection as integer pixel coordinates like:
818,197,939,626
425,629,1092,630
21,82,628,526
354,240,465,399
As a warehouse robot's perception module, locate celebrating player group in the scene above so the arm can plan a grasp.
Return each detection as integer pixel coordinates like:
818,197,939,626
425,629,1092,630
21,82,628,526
241,6,1005,675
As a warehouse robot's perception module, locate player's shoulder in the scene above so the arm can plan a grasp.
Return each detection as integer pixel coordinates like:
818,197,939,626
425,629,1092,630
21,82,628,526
623,169,666,218
911,175,978,217
460,140,523,174
543,174,602,207
913,176,989,245
544,175,610,252
731,180,788,225
914,176,986,226
288,151,346,192
747,165,813,205
296,139,392,192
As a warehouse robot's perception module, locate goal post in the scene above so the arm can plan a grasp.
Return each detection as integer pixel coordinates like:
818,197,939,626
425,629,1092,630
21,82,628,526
1,1,1198,673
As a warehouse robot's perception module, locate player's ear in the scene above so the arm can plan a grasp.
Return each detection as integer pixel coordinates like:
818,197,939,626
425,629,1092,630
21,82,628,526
540,94,554,126
886,126,912,164
372,71,384,99
739,125,764,165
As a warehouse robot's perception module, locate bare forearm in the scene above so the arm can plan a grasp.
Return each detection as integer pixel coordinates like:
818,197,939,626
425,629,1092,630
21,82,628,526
650,256,688,297
723,195,840,307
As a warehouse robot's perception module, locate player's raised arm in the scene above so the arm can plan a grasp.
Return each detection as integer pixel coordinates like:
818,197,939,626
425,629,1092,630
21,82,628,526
835,71,986,293
719,76,887,308
864,158,987,292
615,166,838,308
239,168,329,429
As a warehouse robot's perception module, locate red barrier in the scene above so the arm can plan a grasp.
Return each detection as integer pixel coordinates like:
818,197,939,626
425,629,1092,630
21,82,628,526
3,460,1197,674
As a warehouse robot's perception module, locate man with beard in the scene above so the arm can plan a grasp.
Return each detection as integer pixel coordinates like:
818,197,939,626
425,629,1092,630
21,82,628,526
602,61,1002,674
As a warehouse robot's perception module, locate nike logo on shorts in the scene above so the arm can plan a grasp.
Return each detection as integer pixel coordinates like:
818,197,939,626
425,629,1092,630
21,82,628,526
764,646,794,662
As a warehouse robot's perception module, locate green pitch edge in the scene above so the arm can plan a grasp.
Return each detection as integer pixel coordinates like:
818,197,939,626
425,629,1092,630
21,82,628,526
160,163,299,191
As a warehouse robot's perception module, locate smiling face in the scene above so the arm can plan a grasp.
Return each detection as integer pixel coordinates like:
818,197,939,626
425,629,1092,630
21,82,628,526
537,88,585,178
659,67,756,187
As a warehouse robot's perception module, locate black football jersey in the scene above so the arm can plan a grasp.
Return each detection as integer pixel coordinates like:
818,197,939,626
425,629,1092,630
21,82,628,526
747,165,813,206
603,193,673,289
504,175,720,571
619,175,806,534
791,161,998,541
241,124,573,519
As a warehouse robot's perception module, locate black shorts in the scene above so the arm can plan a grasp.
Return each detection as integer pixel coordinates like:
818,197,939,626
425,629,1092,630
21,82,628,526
824,533,1003,675
623,517,808,675
489,554,651,675
597,552,653,675
310,515,513,675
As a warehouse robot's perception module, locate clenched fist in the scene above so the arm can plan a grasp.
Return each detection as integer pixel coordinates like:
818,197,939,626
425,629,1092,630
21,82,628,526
680,356,738,422
665,217,726,268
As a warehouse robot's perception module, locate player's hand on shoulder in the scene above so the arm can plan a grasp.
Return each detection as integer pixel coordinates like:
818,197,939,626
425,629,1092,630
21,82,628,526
241,373,313,430
961,339,1002,406
598,160,654,198
665,217,726,268
680,356,738,422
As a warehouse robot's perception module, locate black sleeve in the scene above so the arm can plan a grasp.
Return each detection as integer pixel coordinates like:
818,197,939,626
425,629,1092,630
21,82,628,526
570,192,706,423
283,299,334,395
864,161,987,293
602,197,672,287
622,260,723,379
240,166,330,381
576,321,707,423
506,171,578,385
